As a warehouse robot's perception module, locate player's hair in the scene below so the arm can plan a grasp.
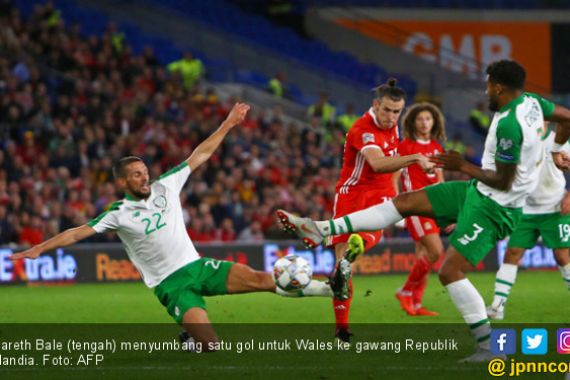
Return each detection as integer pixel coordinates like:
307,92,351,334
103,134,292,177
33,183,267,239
486,60,526,90
402,102,447,142
113,156,143,179
373,78,406,102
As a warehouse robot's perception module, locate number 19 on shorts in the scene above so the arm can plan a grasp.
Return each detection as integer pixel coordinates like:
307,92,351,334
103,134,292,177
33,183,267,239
558,224,570,243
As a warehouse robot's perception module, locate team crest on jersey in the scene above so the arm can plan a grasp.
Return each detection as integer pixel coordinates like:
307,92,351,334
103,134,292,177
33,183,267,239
132,211,141,218
362,133,375,144
153,195,167,209
424,222,432,230
499,138,513,150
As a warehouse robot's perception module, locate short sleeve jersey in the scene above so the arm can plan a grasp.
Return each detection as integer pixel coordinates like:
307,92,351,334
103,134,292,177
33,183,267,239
336,108,399,196
477,92,555,208
399,138,443,191
87,162,200,287
524,131,568,214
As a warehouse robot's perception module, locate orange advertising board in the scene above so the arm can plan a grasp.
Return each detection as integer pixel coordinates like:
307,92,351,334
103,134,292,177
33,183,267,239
336,19,551,92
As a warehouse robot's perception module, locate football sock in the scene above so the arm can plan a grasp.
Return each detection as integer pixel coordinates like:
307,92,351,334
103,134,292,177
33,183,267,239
491,263,518,310
402,255,431,294
559,263,570,291
315,201,402,236
333,279,353,330
446,279,491,350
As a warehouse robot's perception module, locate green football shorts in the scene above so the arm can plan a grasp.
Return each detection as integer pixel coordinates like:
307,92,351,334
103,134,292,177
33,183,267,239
153,258,233,323
508,212,570,249
425,180,522,265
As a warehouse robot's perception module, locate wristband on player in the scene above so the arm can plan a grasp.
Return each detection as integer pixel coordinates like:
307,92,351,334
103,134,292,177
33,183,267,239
551,142,566,153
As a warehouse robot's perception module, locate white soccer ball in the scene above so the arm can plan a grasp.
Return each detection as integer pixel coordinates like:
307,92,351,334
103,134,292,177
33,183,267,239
273,254,313,291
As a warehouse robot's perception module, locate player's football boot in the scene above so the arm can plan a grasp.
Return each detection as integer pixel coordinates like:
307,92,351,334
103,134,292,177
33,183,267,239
395,290,416,316
486,305,505,320
413,307,439,317
276,209,324,248
344,234,364,263
335,327,353,346
329,258,352,301
459,348,506,363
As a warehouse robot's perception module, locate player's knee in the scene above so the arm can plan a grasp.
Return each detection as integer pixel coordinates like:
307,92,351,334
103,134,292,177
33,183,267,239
504,248,523,264
438,263,455,285
553,249,570,266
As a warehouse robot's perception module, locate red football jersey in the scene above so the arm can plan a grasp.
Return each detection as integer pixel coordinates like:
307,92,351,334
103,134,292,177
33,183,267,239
399,138,443,191
335,109,399,196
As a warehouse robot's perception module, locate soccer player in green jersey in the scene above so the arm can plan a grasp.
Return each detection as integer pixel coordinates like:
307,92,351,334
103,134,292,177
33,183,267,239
10,103,337,349
277,60,570,362
487,125,570,320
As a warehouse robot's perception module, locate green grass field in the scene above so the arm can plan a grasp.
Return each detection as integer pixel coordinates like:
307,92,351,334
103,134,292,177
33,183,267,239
0,272,568,380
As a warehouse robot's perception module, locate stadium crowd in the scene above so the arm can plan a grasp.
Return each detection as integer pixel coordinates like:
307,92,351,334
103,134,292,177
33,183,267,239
0,1,471,246
0,1,349,245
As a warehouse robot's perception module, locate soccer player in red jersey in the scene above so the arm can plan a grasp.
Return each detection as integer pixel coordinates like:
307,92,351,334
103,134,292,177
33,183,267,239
395,103,447,317
327,79,434,343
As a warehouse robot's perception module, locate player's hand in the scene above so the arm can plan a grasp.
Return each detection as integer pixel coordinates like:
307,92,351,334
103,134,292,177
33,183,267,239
561,192,570,215
430,150,465,171
552,151,570,171
224,102,250,128
416,154,436,173
444,224,456,234
8,246,42,261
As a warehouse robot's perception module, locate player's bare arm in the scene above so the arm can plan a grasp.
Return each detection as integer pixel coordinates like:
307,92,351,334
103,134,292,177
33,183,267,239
361,147,434,173
548,106,570,170
185,102,250,171
9,224,96,260
432,150,517,191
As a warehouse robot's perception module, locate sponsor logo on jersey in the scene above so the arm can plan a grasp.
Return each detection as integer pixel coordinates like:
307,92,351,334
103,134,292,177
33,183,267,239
499,138,513,150
362,133,375,144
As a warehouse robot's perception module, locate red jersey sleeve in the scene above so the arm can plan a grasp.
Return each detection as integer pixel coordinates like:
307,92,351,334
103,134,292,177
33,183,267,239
349,123,382,153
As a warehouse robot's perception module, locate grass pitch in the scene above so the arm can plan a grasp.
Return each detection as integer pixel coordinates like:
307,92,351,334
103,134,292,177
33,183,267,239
0,272,567,380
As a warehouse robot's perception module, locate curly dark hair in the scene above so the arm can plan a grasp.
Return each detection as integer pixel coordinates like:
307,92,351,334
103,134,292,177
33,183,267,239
486,60,526,90
402,102,447,142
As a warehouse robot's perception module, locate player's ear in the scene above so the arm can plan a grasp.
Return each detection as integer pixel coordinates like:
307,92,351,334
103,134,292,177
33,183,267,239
115,177,127,189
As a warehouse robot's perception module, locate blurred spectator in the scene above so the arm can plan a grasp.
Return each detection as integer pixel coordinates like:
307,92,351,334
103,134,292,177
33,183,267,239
337,103,359,132
237,220,264,242
307,92,336,126
444,132,466,155
167,51,204,89
267,72,290,99
469,101,491,136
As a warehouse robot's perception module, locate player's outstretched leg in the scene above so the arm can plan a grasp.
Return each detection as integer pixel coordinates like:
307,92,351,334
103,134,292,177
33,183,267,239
277,190,434,248
226,263,333,297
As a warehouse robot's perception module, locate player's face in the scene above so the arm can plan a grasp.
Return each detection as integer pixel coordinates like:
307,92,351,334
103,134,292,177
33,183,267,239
414,110,434,139
124,162,151,199
485,77,500,112
374,97,405,129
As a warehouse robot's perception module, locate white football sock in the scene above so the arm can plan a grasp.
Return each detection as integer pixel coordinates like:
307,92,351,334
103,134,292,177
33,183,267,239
560,263,570,291
491,263,518,310
446,279,491,350
275,280,332,297
315,201,403,236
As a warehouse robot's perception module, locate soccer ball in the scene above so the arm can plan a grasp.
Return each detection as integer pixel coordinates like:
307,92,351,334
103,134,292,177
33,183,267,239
273,254,312,291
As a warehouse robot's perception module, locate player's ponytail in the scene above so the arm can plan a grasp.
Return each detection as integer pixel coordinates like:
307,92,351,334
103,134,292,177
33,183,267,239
374,78,406,102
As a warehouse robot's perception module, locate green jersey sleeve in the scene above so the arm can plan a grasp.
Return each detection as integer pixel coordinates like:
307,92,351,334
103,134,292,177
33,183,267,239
495,112,523,164
525,92,555,118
